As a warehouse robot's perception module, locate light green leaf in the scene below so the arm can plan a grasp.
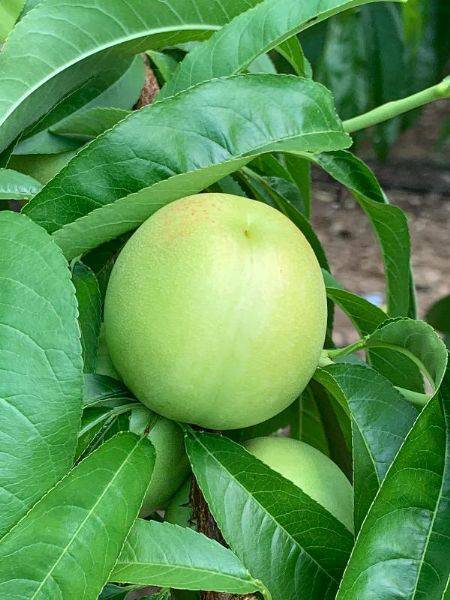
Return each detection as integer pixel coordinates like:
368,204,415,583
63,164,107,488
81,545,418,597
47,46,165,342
0,211,83,537
0,433,155,600
160,0,398,99
73,262,102,372
0,167,41,199
14,56,145,156
0,0,24,42
23,74,351,259
0,0,262,152
112,519,268,597
186,430,354,600
363,317,448,390
314,363,418,532
337,365,450,599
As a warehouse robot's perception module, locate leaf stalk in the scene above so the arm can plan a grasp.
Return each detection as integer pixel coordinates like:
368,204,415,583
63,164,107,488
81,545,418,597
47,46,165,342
343,77,450,134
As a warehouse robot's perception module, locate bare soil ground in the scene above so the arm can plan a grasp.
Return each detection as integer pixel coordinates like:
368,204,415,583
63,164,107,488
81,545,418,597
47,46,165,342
312,100,450,345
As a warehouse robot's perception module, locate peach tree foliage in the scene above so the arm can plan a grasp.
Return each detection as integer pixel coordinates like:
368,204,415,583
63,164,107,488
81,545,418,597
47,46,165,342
0,0,449,599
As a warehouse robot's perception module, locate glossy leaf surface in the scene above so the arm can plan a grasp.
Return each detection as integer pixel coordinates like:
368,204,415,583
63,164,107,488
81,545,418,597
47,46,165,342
337,366,450,599
0,0,262,151
0,211,83,536
0,167,41,200
186,430,354,600
0,433,155,600
24,74,350,258
112,519,267,596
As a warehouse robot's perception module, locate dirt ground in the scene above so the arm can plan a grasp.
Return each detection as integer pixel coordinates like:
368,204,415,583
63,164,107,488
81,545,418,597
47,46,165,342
312,100,450,345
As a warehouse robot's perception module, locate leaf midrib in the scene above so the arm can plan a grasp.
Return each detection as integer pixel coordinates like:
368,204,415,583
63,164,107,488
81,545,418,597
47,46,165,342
0,23,220,127
193,433,344,584
29,436,145,599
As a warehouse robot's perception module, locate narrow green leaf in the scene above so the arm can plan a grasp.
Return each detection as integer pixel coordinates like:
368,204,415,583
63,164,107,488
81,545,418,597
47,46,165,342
361,3,407,158
310,150,411,317
0,433,155,600
283,155,312,218
0,0,24,42
0,211,83,537
14,56,145,156
73,262,102,372
319,11,368,120
0,167,41,200
112,519,267,596
337,365,450,599
298,387,330,455
0,0,263,152
161,0,397,99
364,317,448,390
276,36,312,78
23,74,351,259
147,50,180,85
426,294,450,342
186,430,354,600
51,107,131,141
83,374,132,409
314,363,418,532
324,272,423,391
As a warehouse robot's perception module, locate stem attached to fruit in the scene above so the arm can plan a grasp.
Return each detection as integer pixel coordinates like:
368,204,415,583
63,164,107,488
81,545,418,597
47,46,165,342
343,76,450,134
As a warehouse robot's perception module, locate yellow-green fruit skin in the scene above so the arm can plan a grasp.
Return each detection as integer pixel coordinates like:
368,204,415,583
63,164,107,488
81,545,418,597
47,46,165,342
246,437,353,531
105,193,327,430
129,407,190,517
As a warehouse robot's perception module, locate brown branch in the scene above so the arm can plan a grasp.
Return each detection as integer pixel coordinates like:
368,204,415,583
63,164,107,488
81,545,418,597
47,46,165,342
190,479,259,600
134,55,160,109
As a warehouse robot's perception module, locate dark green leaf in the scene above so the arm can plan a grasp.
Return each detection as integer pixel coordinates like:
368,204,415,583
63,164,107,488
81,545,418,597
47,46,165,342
318,11,368,121
324,271,423,391
14,56,145,156
276,36,312,78
314,363,418,532
0,211,83,537
147,51,180,86
364,317,448,390
337,365,450,599
23,74,350,259
112,519,267,596
83,373,132,409
311,150,412,317
161,0,397,99
186,430,353,600
361,3,407,158
426,294,450,335
51,108,131,141
0,433,155,599
0,0,262,152
0,167,41,200
73,262,102,372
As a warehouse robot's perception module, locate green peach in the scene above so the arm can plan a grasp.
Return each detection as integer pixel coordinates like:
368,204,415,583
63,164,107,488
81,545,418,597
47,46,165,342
129,406,190,517
245,436,353,531
105,193,327,430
